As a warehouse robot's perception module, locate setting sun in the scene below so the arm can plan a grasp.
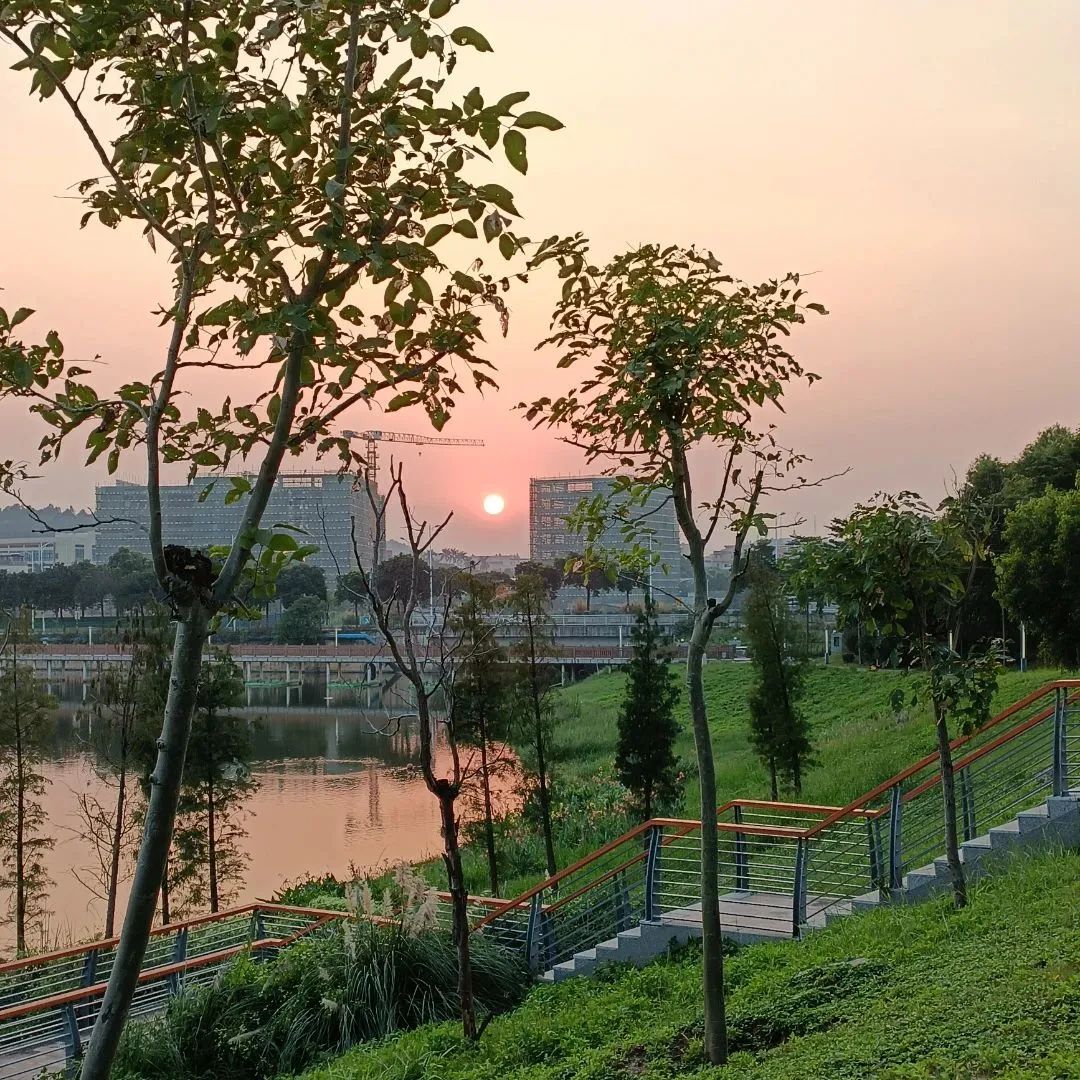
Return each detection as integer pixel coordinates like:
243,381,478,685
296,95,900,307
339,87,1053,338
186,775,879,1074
482,493,506,516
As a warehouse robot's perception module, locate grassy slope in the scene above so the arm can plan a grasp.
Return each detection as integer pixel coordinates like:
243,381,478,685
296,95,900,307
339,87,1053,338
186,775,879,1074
439,663,1066,906
558,663,1061,810
299,849,1080,1080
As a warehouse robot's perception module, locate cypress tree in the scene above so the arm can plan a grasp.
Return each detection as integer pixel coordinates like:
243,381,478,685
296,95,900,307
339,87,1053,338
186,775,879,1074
615,603,682,819
744,552,814,798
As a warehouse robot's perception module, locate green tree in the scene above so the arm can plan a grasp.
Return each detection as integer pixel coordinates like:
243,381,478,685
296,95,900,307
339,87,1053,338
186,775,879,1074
336,570,367,622
508,571,560,881
946,425,1080,651
174,653,256,913
0,633,55,956
0,2,571,1067
449,576,512,896
996,483,1080,666
615,602,681,819
523,243,824,1064
0,0,574,1054
513,560,562,597
79,621,170,937
276,563,327,609
811,494,999,909
276,594,325,645
743,550,813,799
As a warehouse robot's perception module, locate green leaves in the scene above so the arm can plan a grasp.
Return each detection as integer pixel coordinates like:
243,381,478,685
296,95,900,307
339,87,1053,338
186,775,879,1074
453,219,478,239
424,223,453,247
514,110,563,131
429,0,454,17
503,129,527,174
450,26,493,52
477,184,520,216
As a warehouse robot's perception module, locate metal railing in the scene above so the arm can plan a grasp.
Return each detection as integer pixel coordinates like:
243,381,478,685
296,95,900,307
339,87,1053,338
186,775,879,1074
473,680,1080,972
4,682,1077,1073
0,889,512,1080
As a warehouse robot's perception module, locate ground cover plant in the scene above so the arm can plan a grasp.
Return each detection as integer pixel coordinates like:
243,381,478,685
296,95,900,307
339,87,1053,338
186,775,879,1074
296,848,1080,1080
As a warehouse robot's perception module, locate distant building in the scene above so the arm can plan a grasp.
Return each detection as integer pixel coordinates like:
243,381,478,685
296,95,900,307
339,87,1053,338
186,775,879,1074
529,476,683,585
0,531,95,572
94,474,378,578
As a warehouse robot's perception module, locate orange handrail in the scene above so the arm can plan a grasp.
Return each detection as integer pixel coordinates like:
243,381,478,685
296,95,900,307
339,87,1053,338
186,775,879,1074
476,679,1078,933
802,680,1080,838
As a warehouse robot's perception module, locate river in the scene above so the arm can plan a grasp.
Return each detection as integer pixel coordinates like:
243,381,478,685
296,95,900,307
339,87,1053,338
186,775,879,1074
6,677,494,959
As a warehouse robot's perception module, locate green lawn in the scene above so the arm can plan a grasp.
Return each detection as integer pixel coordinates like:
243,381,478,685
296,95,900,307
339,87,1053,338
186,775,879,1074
288,664,1068,905
558,662,1062,812
297,848,1080,1080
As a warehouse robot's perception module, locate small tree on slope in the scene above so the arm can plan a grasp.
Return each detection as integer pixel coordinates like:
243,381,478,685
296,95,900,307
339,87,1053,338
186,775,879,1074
523,243,827,1065
742,549,813,799
615,602,682,820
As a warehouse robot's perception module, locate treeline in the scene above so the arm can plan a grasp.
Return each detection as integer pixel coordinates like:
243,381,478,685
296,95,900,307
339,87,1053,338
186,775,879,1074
785,424,1080,668
0,548,158,621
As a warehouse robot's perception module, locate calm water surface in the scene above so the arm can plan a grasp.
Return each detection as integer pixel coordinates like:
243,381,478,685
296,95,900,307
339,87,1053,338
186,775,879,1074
10,677,489,957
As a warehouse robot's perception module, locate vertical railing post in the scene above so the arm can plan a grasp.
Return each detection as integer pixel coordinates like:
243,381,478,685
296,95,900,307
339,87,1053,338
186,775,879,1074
1053,687,1067,797
792,837,808,938
524,891,544,973
613,871,632,933
959,768,976,841
733,805,750,892
62,1002,82,1075
866,817,883,889
644,824,663,922
168,926,188,996
888,784,903,891
251,907,269,962
75,947,98,1025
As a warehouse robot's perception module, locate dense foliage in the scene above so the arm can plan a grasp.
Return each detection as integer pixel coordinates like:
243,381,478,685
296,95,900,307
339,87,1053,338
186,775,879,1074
743,549,813,798
615,604,682,819
113,918,528,1080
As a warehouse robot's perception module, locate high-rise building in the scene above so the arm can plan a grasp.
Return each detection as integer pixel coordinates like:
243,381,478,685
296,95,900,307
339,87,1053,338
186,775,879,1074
94,473,378,578
529,475,683,585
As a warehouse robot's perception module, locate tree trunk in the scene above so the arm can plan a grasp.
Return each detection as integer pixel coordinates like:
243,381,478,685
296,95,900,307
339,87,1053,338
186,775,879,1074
688,623,727,1065
105,762,127,939
439,790,477,1039
534,725,558,881
479,732,499,897
768,759,778,802
935,704,967,908
207,778,218,914
14,700,26,956
525,611,558,881
81,608,209,1080
160,864,171,927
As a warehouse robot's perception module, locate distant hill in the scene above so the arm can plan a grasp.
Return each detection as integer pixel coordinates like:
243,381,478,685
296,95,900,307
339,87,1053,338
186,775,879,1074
0,504,95,538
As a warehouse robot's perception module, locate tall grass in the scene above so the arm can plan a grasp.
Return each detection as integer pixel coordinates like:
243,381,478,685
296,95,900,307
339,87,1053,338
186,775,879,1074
111,920,527,1080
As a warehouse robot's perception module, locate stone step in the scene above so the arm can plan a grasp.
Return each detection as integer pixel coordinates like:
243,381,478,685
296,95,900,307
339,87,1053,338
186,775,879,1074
539,792,1080,983
1016,805,1051,833
988,820,1023,850
851,889,885,913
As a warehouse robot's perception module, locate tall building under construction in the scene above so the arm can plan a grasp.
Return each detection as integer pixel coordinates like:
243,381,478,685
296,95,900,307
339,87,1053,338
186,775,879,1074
94,473,379,578
528,475,683,585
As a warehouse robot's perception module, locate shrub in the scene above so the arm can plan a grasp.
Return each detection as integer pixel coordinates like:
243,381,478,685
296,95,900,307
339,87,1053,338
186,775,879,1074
112,919,528,1080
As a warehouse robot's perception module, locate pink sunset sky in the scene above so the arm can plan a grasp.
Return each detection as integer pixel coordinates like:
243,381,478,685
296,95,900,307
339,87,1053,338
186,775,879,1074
1,1,1078,554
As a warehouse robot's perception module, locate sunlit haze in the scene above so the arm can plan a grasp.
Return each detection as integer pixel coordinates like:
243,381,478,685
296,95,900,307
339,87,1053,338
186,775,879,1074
1,1,1078,552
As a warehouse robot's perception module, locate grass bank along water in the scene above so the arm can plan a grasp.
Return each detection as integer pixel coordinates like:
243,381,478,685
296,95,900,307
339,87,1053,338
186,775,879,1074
298,849,1080,1080
283,663,1067,907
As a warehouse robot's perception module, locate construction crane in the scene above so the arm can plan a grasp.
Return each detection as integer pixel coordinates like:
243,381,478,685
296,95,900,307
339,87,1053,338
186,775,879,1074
341,429,485,489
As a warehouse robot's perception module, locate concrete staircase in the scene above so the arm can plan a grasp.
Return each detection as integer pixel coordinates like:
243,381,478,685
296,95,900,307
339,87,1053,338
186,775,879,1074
540,790,1080,983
